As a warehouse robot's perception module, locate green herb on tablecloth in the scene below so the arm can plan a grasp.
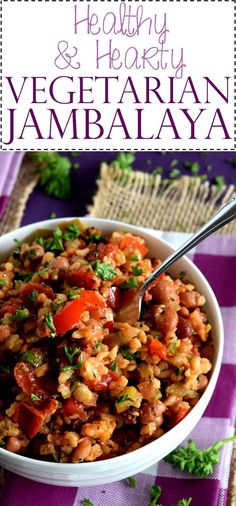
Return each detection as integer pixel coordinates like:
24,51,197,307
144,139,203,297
152,167,163,175
169,169,181,179
164,436,236,477
126,476,137,488
148,484,162,506
33,152,71,200
184,161,200,175
169,159,179,167
175,500,192,506
81,499,94,506
111,152,135,173
214,175,226,190
226,157,236,167
49,212,57,219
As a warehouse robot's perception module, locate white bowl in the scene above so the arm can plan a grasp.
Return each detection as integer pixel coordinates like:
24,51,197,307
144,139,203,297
0,218,224,486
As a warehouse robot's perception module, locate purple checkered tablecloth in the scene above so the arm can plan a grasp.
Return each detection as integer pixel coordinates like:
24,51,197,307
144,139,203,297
0,153,24,219
0,230,235,506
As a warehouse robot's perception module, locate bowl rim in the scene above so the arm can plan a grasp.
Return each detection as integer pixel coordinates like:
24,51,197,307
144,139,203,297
0,217,224,469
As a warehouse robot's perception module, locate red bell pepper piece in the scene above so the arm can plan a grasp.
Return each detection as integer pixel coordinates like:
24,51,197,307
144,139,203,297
148,339,167,360
53,290,105,336
119,236,149,257
13,399,58,438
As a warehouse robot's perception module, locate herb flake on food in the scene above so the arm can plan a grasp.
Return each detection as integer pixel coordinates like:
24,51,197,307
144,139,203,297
120,346,139,361
11,308,29,322
28,289,39,302
45,313,56,338
0,279,6,286
64,345,81,364
22,350,45,367
116,394,132,404
92,260,116,281
120,277,139,290
0,364,10,374
131,265,143,276
63,224,81,241
87,233,104,244
45,227,64,252
31,393,43,401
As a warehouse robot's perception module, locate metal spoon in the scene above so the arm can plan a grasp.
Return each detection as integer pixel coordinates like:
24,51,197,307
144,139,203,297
116,197,236,324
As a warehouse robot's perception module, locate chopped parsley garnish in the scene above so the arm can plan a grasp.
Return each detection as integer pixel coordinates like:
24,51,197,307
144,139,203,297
120,277,139,290
131,265,143,276
31,393,43,402
116,394,132,404
61,363,82,372
66,290,80,300
27,248,36,258
214,175,226,190
45,227,64,252
172,342,177,354
112,152,135,173
176,367,182,376
126,476,137,488
36,237,45,247
33,152,71,200
22,350,44,367
164,436,236,477
0,279,6,286
92,260,116,281
179,271,186,280
38,262,49,277
64,345,81,364
11,308,29,322
120,346,139,361
110,360,118,372
0,364,10,374
45,313,56,338
152,166,163,175
28,289,39,302
81,499,94,506
148,484,162,506
169,168,181,178
14,271,34,283
63,224,81,241
87,233,104,244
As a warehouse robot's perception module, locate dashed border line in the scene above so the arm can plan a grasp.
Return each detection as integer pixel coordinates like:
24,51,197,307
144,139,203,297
0,0,235,151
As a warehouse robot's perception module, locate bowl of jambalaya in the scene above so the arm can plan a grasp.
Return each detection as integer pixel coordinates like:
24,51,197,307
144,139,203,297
0,218,223,486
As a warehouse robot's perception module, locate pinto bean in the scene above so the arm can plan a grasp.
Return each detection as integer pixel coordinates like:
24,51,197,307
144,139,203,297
72,437,92,463
176,317,193,339
139,401,166,425
151,278,179,305
198,374,208,391
5,436,22,453
180,291,205,308
48,257,69,281
154,303,178,336
178,306,189,318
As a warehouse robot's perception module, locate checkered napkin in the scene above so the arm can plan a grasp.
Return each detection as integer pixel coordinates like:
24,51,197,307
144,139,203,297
0,231,235,506
0,153,24,221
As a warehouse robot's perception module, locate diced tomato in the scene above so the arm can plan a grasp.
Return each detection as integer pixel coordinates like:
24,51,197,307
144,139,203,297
148,339,167,360
53,290,105,336
65,270,98,289
13,399,58,438
20,282,54,302
14,362,49,399
61,398,85,418
0,298,22,317
86,370,119,392
170,403,190,427
119,236,149,257
106,287,121,310
97,243,118,260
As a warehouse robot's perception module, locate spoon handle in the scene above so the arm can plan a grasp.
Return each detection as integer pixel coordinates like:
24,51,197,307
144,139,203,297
141,197,236,294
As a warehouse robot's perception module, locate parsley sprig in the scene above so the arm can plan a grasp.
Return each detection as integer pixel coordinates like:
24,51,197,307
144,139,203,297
33,152,72,200
91,260,116,281
45,313,56,338
22,350,45,367
148,485,192,506
164,436,236,477
64,345,81,364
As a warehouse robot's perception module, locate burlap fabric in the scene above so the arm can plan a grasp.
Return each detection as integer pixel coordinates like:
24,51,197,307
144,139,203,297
90,163,236,234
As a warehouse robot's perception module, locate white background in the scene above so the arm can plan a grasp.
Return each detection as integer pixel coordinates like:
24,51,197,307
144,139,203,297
1,1,234,150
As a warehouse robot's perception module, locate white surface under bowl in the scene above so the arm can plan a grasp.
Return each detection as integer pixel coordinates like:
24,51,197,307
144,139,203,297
0,218,224,486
